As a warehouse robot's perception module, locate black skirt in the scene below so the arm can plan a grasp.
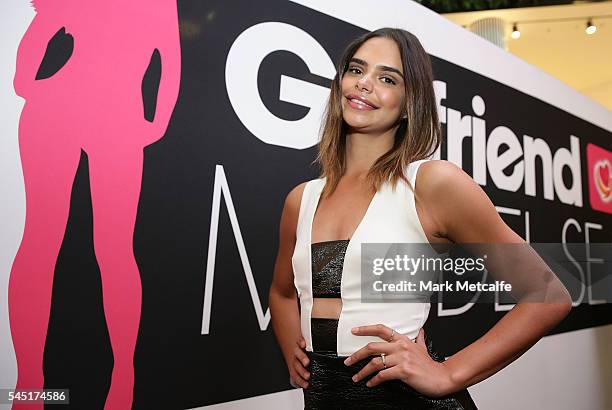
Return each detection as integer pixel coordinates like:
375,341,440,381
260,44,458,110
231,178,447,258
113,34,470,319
304,319,478,409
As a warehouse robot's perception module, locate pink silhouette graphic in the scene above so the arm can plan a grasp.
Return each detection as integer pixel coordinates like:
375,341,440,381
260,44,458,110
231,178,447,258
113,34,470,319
9,0,181,408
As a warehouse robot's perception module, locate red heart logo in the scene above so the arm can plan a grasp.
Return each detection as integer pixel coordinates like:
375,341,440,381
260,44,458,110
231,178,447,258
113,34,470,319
599,162,610,189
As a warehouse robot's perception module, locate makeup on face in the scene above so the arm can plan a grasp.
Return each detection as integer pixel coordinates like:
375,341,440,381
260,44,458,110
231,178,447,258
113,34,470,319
339,37,405,131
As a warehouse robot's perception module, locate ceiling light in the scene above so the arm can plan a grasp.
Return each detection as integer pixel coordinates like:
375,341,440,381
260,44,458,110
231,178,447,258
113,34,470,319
586,19,597,35
511,23,521,39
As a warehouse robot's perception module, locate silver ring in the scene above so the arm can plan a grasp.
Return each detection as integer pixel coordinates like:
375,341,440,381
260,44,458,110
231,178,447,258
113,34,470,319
388,329,396,343
380,353,387,369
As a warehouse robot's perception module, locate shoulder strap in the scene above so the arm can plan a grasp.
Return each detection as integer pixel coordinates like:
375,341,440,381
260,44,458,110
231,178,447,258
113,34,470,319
406,159,430,190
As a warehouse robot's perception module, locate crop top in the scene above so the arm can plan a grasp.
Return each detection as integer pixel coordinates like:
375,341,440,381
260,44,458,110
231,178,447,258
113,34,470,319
311,239,349,298
292,159,432,356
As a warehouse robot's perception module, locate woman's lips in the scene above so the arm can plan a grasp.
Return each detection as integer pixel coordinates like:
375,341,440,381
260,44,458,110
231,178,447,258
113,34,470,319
346,95,377,111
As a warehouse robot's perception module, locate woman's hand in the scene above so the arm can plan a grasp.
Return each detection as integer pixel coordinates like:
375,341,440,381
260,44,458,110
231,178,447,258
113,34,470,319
288,336,310,389
344,325,456,397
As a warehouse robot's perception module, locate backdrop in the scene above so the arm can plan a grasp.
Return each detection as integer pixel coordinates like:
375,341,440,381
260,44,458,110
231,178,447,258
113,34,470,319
1,0,611,409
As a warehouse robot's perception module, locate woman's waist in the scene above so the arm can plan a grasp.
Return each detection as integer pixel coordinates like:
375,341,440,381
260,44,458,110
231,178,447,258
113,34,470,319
304,349,477,409
306,303,430,330
309,318,427,357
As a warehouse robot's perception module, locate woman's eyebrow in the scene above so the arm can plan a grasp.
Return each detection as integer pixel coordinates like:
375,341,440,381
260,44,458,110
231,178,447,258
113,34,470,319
350,58,404,78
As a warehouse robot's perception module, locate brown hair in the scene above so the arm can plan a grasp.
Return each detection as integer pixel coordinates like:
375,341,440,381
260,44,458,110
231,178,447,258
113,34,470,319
314,28,441,197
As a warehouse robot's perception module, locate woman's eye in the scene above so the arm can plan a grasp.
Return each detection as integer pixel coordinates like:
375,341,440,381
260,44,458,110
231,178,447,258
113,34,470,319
381,76,396,85
348,67,362,74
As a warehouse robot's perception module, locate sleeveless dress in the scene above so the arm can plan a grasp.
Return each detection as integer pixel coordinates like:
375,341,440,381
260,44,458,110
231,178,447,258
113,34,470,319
292,160,478,409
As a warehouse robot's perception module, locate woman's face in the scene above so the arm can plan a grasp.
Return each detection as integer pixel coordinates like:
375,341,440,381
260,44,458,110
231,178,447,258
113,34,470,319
340,37,406,134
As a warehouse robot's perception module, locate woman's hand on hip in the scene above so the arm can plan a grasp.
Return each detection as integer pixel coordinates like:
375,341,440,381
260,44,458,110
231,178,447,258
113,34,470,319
288,336,310,389
344,325,456,397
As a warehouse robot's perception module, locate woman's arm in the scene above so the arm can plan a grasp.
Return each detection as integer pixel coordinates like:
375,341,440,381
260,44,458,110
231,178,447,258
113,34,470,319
149,1,181,137
14,12,59,97
417,160,573,392
269,182,311,388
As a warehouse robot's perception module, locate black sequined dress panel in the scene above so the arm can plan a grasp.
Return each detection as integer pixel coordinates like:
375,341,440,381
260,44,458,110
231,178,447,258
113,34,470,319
304,341,479,409
311,239,348,298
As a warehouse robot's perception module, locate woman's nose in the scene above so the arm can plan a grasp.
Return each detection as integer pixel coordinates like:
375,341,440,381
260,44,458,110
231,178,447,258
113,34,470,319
356,74,372,93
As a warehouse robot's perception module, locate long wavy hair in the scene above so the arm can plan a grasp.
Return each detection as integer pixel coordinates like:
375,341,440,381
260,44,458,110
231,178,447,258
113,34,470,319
314,28,441,197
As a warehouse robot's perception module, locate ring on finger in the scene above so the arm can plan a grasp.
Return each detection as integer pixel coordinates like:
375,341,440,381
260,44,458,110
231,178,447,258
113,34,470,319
388,329,396,343
380,353,387,369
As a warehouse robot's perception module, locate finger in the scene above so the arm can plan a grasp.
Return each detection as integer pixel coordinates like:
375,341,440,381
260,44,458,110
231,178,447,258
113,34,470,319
290,364,309,388
416,328,426,346
290,373,309,389
294,346,310,367
293,358,311,380
351,324,394,341
366,367,399,387
352,355,398,382
299,336,307,349
344,341,394,365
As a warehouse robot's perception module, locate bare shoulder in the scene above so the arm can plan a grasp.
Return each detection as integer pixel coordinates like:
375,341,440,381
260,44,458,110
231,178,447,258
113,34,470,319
416,160,513,242
280,181,310,233
416,159,475,197
417,159,488,206
284,181,308,213
412,160,472,242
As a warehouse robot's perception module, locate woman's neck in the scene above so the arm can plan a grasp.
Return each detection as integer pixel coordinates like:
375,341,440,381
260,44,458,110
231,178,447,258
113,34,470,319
344,127,397,178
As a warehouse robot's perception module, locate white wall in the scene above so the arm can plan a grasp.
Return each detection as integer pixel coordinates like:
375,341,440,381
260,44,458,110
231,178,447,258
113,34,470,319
469,324,612,410
0,2,33,409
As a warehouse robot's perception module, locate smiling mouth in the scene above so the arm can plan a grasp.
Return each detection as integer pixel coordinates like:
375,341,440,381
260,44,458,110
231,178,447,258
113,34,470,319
346,95,377,110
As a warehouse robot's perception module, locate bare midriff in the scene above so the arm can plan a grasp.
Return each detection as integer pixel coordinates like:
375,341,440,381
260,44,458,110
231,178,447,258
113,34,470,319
311,298,342,319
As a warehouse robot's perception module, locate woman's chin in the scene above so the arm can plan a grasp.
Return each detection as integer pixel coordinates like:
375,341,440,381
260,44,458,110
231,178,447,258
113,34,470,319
344,120,397,136
345,123,371,134
343,116,373,131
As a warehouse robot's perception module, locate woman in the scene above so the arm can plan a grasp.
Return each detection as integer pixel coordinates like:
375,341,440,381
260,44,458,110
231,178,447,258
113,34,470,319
268,28,572,409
